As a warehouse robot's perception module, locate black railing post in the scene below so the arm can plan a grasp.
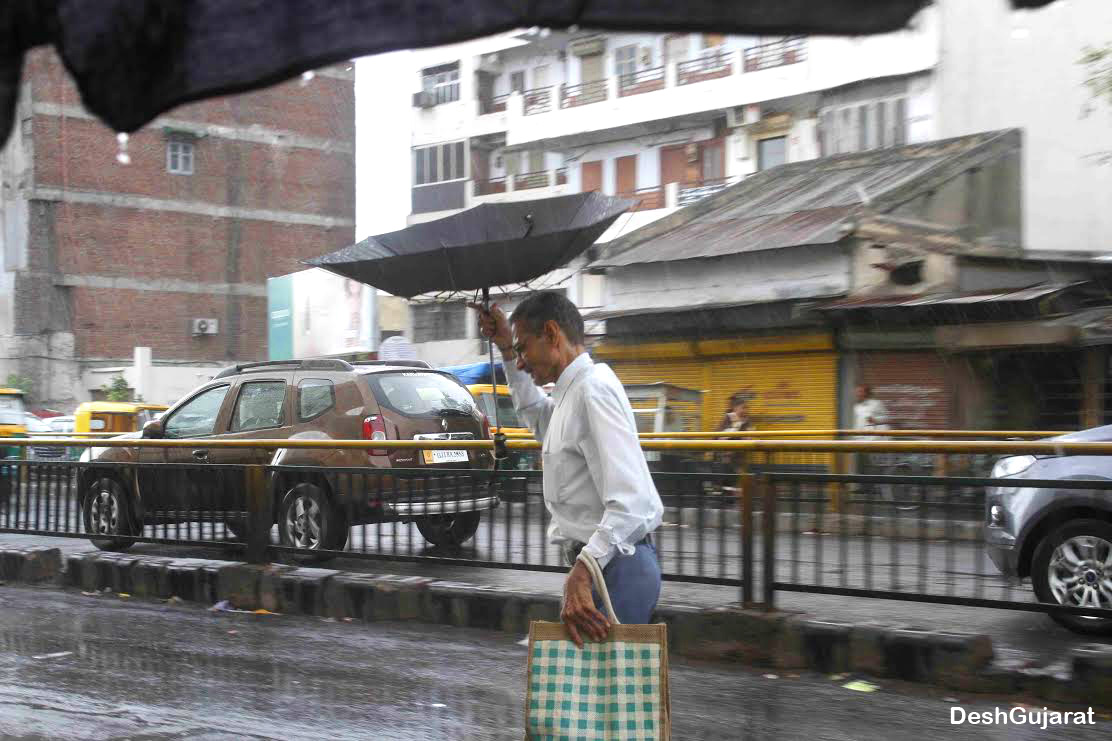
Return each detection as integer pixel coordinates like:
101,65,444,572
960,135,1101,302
244,465,271,564
740,473,754,607
761,474,777,611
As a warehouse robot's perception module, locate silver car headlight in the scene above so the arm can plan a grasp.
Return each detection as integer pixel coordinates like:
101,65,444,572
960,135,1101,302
991,455,1036,478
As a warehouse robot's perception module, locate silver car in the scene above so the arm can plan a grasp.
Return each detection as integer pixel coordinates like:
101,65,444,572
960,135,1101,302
986,425,1112,635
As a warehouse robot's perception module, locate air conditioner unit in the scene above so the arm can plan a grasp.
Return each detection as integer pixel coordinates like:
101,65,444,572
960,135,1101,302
412,91,436,108
191,318,219,336
684,142,699,162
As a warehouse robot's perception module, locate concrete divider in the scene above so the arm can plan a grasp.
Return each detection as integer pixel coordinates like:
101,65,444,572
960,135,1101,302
0,547,1106,707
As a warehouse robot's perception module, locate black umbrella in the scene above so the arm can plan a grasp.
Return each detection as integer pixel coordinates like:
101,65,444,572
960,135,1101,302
0,0,1053,149
303,191,633,456
303,192,631,298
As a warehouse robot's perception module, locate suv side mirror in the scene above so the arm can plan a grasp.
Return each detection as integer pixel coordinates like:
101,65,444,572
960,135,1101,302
142,419,164,439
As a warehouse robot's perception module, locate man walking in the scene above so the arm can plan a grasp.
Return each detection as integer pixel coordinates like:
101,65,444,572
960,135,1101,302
472,292,663,646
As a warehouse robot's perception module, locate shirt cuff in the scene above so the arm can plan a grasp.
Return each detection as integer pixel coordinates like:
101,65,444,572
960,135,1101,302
584,526,636,571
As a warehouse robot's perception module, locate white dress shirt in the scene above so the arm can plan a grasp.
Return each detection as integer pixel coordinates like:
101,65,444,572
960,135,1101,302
505,352,663,569
853,398,890,440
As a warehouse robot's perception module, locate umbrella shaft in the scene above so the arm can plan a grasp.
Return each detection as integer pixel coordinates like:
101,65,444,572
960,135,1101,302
482,287,501,434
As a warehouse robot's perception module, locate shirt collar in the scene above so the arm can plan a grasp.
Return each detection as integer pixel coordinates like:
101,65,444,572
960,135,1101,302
552,352,593,406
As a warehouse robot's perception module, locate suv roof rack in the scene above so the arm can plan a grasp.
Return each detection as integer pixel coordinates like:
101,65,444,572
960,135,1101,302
212,358,355,380
352,359,432,369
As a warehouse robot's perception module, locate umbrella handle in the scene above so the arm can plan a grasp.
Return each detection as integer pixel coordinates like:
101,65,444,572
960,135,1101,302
482,288,509,463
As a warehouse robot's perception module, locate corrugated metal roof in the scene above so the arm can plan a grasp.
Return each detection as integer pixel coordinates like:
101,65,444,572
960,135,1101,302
600,130,1018,268
821,282,1085,311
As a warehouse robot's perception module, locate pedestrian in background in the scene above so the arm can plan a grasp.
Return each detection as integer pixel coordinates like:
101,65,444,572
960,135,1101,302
471,291,663,646
852,384,891,497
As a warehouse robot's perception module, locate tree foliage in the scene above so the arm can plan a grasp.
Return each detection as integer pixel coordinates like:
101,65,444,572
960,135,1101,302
102,375,131,402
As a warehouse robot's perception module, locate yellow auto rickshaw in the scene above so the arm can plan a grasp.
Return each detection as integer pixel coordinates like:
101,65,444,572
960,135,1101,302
74,401,169,437
0,388,28,460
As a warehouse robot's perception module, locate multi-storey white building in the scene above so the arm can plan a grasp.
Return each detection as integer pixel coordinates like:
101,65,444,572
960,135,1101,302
402,15,940,364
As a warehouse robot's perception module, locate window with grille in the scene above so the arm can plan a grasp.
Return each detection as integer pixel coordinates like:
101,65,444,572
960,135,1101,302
412,301,467,343
421,63,460,104
167,140,194,175
412,141,467,185
820,97,909,155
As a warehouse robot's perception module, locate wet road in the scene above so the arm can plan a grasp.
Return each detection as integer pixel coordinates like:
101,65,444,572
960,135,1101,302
0,586,1107,740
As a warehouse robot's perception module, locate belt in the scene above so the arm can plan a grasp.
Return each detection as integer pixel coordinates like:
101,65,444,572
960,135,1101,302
562,534,654,567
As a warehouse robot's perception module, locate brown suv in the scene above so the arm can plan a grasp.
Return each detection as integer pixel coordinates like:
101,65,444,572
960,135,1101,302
80,358,497,553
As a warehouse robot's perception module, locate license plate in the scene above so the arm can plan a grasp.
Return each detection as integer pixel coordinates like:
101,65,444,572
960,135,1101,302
422,449,470,465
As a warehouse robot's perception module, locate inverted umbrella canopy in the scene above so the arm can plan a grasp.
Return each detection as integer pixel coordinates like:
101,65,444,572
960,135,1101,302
303,193,633,298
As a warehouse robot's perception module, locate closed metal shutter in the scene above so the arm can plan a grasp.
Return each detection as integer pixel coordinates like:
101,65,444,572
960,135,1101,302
601,335,839,471
706,351,837,471
858,351,951,429
602,359,707,431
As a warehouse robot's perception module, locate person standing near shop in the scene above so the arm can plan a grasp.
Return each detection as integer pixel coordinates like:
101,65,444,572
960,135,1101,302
471,292,663,646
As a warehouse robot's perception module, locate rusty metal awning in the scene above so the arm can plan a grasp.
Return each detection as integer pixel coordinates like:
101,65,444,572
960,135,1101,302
820,282,1087,312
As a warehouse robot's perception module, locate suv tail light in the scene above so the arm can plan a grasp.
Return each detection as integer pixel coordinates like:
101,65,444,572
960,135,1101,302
480,412,491,440
362,415,389,456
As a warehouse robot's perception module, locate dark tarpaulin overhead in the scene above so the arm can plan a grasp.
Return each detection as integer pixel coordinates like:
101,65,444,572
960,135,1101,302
0,0,1058,148
303,192,631,298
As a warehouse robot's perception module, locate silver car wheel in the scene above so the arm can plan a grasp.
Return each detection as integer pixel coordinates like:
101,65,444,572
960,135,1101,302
89,487,120,535
1048,535,1112,614
285,495,322,549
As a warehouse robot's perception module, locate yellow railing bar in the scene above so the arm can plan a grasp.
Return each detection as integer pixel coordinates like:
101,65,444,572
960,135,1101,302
2,436,1111,455
503,429,1068,439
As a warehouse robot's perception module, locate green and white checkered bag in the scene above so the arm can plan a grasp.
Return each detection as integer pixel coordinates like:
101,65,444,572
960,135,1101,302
525,553,670,740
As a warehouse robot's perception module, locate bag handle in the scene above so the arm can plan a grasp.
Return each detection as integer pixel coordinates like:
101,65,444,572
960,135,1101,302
576,551,621,625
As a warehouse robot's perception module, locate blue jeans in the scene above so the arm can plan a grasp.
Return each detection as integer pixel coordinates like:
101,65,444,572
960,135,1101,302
592,541,662,624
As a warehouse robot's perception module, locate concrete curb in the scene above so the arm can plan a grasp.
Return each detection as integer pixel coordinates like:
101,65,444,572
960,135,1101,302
3,547,1107,708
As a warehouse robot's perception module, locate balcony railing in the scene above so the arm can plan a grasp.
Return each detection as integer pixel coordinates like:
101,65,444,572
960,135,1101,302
617,185,665,212
513,170,550,191
677,51,733,86
744,37,807,72
618,66,665,97
523,87,553,116
677,176,742,207
480,93,509,115
474,177,507,196
560,80,607,109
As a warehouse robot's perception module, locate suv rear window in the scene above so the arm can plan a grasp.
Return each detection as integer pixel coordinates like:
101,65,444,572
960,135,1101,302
364,372,476,418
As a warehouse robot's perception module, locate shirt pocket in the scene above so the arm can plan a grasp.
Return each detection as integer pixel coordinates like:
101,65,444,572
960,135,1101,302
541,445,576,505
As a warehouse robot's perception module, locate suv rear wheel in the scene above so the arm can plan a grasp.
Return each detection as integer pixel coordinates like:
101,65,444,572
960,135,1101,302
416,511,481,548
1031,518,1112,635
277,483,349,556
83,476,140,551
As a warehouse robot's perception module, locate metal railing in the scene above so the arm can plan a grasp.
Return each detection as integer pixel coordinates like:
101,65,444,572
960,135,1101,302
743,37,807,72
677,176,741,206
473,177,507,196
560,80,607,109
677,51,733,85
513,170,549,191
616,185,665,212
3,435,1111,622
480,93,509,115
522,87,552,116
618,66,665,97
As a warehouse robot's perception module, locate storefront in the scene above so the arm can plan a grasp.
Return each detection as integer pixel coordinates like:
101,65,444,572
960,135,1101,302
594,332,839,471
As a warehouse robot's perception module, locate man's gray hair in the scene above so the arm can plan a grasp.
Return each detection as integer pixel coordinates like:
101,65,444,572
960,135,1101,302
511,291,585,346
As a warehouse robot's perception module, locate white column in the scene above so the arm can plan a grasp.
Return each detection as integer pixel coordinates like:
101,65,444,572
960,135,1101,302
133,347,152,402
665,182,679,208
665,62,677,89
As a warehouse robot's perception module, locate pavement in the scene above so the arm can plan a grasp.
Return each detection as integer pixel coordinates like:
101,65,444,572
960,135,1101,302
0,586,1107,741
0,527,1106,671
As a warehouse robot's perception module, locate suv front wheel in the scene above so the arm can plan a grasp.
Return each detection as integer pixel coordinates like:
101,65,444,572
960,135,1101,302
416,511,481,548
1031,518,1112,635
83,476,141,551
277,483,349,556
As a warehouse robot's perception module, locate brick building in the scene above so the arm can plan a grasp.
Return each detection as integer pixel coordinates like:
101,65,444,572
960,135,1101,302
0,50,355,408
